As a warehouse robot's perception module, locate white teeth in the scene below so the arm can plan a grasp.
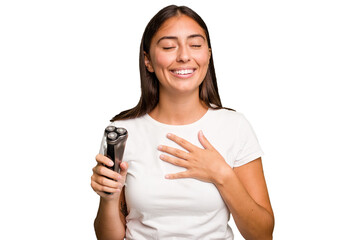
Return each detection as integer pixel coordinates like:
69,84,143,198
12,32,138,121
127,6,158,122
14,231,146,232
173,69,194,75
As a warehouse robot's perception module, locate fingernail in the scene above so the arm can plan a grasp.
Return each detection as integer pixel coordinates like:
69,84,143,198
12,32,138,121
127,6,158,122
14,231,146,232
157,145,163,150
109,161,114,166
199,130,203,136
165,175,170,179
167,133,172,138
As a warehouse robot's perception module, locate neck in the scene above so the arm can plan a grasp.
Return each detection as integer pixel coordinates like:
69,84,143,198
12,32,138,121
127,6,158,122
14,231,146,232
149,90,208,125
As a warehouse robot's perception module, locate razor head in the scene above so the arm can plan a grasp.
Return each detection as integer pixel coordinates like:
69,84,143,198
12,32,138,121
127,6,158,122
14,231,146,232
105,126,116,133
107,132,118,140
106,127,127,143
116,127,127,136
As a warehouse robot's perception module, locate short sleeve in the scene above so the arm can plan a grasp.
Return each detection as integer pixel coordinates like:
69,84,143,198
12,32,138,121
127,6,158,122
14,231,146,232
233,115,264,167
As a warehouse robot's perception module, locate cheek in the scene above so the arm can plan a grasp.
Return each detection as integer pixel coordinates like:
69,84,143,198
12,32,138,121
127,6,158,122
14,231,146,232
194,51,210,82
154,52,174,70
194,51,211,66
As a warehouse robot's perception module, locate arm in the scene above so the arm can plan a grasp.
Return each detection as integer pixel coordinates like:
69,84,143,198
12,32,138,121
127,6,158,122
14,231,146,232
94,188,127,240
92,154,128,240
214,158,274,240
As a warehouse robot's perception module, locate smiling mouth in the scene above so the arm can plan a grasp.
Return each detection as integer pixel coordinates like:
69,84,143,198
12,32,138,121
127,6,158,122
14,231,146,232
170,68,196,76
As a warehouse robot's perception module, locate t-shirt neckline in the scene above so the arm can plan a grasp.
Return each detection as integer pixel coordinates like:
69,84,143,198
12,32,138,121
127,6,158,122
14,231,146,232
144,108,212,128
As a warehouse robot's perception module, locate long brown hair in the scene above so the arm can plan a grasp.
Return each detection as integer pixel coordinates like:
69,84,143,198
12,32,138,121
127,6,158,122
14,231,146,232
111,5,230,122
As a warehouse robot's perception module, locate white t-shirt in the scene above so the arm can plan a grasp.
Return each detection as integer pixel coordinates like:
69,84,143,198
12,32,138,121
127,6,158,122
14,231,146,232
99,108,264,240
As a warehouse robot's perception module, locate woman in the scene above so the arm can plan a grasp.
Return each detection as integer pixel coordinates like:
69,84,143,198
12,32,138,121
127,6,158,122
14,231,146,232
91,5,274,240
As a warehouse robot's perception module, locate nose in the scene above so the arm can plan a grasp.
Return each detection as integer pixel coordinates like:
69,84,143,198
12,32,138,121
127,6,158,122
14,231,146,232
176,46,190,63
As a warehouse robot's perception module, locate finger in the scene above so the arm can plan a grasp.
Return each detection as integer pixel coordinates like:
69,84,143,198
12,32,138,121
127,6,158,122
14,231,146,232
96,154,114,167
165,171,190,180
93,165,121,181
166,133,195,152
91,174,122,189
160,154,189,168
91,181,121,194
198,130,214,150
119,161,129,177
158,145,189,160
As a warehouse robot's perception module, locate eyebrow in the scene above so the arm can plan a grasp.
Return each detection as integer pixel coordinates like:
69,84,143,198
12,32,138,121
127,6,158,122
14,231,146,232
157,34,206,44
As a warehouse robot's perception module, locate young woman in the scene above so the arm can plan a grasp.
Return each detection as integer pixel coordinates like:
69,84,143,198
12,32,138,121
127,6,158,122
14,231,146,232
91,5,274,240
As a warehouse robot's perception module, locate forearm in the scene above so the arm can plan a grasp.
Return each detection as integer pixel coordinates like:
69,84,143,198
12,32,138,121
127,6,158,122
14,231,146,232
94,197,125,240
214,167,274,240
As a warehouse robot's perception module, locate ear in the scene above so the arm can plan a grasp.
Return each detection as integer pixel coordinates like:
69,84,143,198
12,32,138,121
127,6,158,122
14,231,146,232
208,48,212,62
144,51,154,72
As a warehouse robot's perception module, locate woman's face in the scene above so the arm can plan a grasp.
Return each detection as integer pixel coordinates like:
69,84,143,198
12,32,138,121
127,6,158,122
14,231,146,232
145,15,211,96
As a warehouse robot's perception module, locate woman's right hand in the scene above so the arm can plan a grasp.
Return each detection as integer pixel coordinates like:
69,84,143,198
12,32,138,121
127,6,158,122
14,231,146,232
91,154,128,200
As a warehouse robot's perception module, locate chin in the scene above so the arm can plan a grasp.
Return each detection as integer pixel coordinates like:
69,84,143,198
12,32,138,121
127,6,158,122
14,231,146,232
171,86,200,95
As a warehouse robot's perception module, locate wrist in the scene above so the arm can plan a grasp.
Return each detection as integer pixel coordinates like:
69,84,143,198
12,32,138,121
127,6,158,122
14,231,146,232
212,164,234,186
100,192,121,206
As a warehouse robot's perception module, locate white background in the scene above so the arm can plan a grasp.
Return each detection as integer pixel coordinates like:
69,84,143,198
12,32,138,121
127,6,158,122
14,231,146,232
1,0,359,239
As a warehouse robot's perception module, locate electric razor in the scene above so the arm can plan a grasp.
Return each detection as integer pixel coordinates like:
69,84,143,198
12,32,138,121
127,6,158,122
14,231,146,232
103,126,128,173
102,126,128,194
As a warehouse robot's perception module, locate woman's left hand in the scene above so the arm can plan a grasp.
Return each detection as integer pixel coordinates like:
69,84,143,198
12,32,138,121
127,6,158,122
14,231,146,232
157,130,232,183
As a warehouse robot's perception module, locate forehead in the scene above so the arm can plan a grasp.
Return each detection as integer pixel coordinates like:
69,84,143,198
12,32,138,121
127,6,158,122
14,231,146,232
152,15,206,42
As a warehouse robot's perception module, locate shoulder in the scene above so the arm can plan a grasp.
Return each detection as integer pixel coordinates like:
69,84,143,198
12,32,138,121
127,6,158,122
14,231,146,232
208,108,256,135
209,108,246,124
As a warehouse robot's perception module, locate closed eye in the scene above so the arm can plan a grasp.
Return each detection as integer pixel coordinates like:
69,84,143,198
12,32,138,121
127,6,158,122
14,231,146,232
163,47,175,50
191,45,202,48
